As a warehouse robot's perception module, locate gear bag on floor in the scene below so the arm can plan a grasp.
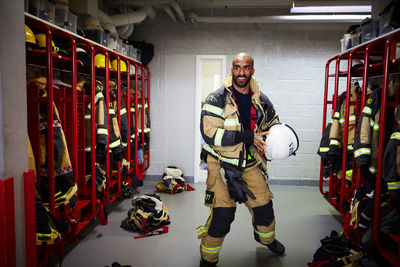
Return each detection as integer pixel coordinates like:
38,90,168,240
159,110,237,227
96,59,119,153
121,193,170,238
155,166,195,194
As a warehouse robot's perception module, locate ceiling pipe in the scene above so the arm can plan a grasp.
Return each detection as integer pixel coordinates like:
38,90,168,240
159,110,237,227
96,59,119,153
189,13,369,23
98,6,155,38
103,0,184,22
163,5,178,23
111,7,151,27
97,9,117,34
117,24,134,39
124,24,135,38
169,0,186,22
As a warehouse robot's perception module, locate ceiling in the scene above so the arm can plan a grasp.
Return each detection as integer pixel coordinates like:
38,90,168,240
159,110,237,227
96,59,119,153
101,0,372,24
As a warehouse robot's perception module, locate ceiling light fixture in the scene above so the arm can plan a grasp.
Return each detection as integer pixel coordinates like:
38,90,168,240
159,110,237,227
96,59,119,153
290,5,372,13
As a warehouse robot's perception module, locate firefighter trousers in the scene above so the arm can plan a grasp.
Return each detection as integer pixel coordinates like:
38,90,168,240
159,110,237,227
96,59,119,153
197,155,275,264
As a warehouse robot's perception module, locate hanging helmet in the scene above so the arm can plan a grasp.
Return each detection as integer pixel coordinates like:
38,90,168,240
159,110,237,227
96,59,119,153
35,33,59,53
130,63,136,75
155,182,165,192
25,24,36,44
76,47,90,66
94,53,111,68
264,123,299,160
111,59,127,72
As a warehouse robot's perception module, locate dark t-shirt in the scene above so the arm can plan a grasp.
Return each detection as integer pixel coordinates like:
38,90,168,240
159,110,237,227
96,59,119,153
231,86,257,166
231,86,252,131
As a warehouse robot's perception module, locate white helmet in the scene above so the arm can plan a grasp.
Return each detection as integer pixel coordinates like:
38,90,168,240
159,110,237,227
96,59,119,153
264,123,299,160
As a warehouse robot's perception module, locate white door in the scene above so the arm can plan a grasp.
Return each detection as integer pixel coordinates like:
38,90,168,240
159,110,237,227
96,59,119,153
194,55,226,183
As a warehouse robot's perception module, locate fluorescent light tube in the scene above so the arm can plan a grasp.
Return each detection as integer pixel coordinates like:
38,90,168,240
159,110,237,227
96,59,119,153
291,5,371,13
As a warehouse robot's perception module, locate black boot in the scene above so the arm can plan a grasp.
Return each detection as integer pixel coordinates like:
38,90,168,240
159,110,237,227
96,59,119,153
266,239,285,256
200,258,217,267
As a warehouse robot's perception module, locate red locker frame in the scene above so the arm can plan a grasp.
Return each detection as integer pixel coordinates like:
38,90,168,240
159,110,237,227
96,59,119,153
320,28,400,265
24,13,150,266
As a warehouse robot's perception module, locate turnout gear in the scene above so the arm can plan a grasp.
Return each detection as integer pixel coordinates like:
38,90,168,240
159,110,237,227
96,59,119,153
198,72,280,264
309,231,363,267
83,79,108,157
38,91,77,207
156,166,195,194
200,74,278,170
85,163,107,193
36,198,61,245
353,88,381,181
198,155,276,263
120,181,134,199
264,123,298,160
354,78,399,181
130,88,151,153
383,104,400,208
108,84,124,158
109,80,129,150
121,194,170,238
317,84,360,179
221,162,255,203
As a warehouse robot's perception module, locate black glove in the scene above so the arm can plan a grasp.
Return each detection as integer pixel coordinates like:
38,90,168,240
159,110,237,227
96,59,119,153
96,144,107,159
221,163,256,204
327,154,339,175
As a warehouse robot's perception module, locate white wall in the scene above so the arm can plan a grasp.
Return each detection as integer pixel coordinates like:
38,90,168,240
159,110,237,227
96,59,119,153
0,0,28,265
134,20,348,181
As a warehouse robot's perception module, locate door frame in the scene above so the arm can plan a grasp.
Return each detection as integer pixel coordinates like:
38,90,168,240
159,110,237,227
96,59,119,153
194,55,226,183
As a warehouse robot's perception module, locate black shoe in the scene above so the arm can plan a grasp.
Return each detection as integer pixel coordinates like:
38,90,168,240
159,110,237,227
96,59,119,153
266,239,285,256
200,258,217,267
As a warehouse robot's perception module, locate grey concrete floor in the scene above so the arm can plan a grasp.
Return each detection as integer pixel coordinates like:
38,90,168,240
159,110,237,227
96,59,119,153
56,181,343,267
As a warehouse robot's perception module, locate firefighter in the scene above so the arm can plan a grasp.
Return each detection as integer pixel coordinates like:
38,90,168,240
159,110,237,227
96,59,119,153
197,53,285,267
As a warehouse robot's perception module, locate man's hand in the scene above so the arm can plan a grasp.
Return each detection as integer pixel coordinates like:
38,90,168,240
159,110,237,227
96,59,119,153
253,125,269,154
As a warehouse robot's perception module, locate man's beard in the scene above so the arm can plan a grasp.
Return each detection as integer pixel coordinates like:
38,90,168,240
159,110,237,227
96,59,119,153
232,74,251,88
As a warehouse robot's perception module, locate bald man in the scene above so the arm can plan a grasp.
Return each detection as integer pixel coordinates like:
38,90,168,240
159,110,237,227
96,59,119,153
197,53,285,266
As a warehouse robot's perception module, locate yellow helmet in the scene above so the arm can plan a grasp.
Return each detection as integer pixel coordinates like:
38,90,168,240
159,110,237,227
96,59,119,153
25,24,36,44
111,59,127,72
155,182,165,192
94,54,111,68
35,33,59,53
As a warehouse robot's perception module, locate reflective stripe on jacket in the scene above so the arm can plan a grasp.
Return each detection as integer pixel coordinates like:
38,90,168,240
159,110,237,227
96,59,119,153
85,80,108,152
353,88,381,175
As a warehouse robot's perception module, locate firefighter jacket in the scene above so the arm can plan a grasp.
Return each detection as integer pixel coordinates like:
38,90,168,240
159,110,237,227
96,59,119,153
317,116,334,177
353,88,382,177
383,106,400,207
318,84,360,178
130,89,151,152
84,80,108,154
110,81,129,150
39,93,77,206
108,87,124,157
354,77,400,178
200,74,279,171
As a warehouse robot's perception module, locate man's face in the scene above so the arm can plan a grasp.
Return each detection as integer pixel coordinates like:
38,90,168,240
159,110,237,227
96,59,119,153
231,56,254,88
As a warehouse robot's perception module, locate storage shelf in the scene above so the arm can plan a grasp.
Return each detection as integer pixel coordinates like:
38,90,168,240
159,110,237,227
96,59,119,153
321,27,400,265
